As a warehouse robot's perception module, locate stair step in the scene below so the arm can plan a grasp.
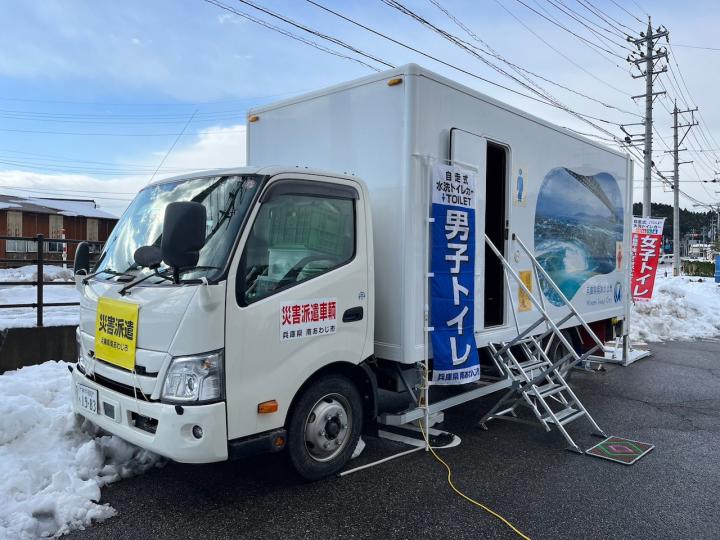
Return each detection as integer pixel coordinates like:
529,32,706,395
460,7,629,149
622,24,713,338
532,383,566,398
543,407,585,425
513,359,549,371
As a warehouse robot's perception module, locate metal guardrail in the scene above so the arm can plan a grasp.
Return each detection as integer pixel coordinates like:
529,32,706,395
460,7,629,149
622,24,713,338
0,234,104,327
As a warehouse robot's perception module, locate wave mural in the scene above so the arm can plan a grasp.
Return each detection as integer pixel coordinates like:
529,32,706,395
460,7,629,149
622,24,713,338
534,167,623,306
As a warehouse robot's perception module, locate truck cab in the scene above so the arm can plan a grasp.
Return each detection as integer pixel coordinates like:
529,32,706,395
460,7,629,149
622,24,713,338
72,166,377,479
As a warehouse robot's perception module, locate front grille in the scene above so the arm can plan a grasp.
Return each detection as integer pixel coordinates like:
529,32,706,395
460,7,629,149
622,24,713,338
93,356,158,376
81,369,155,402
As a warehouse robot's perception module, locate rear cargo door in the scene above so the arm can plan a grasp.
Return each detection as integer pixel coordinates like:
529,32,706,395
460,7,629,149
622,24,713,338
450,128,487,332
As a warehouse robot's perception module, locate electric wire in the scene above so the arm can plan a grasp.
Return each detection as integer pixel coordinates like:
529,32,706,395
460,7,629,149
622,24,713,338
380,0,628,145
556,0,628,39
608,0,643,24
416,363,530,540
539,0,631,48
427,0,642,117
671,44,720,51
0,185,134,201
304,0,595,109
226,0,393,69
513,0,627,60
202,0,385,71
0,127,246,136
576,0,637,34
490,0,631,96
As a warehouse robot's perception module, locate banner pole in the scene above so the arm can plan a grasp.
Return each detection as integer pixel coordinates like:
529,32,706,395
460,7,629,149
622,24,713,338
423,156,432,450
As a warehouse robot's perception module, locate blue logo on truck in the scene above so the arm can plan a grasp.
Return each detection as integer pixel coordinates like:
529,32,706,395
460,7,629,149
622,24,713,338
430,164,480,385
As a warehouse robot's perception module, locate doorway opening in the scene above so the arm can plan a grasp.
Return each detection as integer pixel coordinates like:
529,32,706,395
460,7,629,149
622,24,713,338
484,142,508,327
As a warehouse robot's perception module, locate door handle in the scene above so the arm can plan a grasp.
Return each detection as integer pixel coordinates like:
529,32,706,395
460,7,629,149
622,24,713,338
342,306,364,323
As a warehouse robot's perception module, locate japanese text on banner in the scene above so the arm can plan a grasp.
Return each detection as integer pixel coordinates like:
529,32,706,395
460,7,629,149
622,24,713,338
430,164,480,385
631,217,665,301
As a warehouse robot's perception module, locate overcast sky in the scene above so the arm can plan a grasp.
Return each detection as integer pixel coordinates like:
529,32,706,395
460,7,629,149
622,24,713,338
1,0,718,217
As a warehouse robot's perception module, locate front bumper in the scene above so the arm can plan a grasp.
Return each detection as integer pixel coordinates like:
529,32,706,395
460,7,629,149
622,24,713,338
71,367,228,463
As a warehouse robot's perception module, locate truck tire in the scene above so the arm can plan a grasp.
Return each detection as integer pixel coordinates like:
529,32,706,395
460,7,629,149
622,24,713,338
546,330,579,381
287,374,363,481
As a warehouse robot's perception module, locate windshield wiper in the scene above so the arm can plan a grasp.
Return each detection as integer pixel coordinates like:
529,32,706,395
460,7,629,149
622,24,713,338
118,266,220,296
82,268,135,285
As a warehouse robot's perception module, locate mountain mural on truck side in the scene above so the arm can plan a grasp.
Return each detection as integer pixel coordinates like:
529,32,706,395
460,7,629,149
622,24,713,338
534,167,624,306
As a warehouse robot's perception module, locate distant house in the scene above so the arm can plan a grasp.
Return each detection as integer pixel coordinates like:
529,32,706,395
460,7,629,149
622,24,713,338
0,195,118,266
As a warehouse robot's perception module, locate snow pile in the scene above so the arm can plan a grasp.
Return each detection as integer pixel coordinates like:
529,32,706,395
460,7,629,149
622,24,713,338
0,361,163,539
0,265,74,283
0,265,79,329
630,275,720,342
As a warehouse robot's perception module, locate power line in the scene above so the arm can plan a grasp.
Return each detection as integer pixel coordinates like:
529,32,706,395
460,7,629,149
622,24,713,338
304,0,581,108
0,184,136,196
577,0,636,34
491,0,631,96
671,44,720,51
608,0,643,24
0,148,196,169
149,110,198,184
202,0,385,72
0,158,195,176
512,0,627,60
0,127,246,136
0,185,134,201
427,0,642,117
539,0,631,48
381,0,628,139
563,0,628,38
0,88,313,107
224,0,393,69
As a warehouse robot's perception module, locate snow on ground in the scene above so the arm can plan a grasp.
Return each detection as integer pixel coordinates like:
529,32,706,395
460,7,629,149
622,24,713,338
630,270,720,342
0,361,163,539
0,265,74,283
0,265,79,329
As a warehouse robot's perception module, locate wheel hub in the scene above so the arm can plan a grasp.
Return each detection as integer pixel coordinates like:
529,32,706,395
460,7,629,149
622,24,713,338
304,394,351,462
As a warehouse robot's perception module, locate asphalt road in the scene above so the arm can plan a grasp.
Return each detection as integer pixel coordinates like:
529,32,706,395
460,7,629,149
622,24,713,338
69,340,720,539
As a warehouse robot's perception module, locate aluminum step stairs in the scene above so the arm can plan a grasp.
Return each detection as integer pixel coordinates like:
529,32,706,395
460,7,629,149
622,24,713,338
478,233,607,453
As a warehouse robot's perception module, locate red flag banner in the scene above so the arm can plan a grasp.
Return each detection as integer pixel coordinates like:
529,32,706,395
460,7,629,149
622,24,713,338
631,217,665,301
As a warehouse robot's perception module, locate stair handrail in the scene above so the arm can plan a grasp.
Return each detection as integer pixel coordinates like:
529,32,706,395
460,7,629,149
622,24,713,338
484,234,580,362
511,234,606,351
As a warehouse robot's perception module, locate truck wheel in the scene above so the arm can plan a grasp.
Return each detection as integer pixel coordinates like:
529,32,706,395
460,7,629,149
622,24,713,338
546,330,578,381
287,374,362,481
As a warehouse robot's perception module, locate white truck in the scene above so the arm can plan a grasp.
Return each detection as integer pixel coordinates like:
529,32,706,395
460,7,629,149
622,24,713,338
71,64,633,479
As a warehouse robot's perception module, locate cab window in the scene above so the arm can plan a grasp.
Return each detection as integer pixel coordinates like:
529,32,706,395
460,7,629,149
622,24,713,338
237,184,356,305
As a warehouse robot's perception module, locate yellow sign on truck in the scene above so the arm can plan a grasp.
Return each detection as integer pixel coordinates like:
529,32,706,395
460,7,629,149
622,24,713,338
94,297,139,371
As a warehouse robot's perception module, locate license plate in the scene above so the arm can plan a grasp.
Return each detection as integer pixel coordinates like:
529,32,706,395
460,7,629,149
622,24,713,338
78,384,98,414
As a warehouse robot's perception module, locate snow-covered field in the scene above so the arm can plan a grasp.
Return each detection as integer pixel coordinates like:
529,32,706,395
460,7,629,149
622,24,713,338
630,270,720,342
0,265,79,328
0,361,163,539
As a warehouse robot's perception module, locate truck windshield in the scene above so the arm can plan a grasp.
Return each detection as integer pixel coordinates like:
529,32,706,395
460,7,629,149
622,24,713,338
94,174,261,283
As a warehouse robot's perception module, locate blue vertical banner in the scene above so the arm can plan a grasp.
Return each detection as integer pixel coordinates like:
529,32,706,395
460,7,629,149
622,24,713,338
430,164,480,385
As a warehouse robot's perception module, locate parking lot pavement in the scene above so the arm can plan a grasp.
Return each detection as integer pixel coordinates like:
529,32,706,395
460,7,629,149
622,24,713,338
69,340,720,539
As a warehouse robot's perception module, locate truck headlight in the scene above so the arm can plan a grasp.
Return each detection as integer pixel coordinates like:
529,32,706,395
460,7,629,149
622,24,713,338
76,332,90,374
161,350,224,404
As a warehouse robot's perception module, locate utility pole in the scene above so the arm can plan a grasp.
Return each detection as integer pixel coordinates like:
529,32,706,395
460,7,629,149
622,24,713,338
627,18,669,217
669,101,697,276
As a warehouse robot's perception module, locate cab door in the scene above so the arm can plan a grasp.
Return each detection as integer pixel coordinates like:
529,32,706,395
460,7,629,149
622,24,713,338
224,175,370,440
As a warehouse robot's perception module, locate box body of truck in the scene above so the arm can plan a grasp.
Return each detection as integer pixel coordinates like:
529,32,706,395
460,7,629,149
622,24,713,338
248,63,633,365
70,64,632,478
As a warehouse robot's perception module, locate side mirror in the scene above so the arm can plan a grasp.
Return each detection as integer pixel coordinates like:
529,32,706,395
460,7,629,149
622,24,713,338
133,245,162,269
74,242,91,275
161,202,206,272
